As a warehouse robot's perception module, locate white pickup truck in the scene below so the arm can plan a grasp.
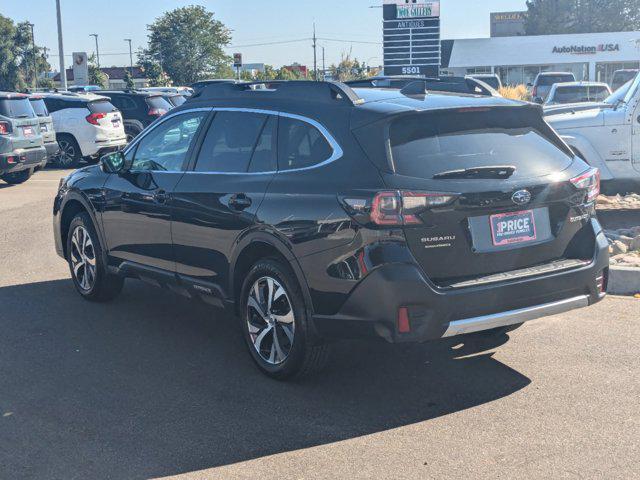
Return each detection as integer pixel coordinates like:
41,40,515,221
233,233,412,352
545,74,640,189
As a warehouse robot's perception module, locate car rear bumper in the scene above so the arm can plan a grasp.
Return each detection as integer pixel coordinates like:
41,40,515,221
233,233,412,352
44,141,60,161
83,137,127,157
0,147,47,174
311,219,609,343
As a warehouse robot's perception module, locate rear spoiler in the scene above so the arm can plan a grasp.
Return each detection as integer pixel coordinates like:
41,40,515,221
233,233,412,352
345,76,501,97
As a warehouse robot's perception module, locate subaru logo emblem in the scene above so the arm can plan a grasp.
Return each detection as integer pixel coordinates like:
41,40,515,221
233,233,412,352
512,190,532,205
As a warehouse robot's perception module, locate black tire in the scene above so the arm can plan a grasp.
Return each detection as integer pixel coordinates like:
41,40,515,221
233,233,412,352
239,258,329,380
55,134,83,168
66,212,124,302
1,168,32,184
125,126,141,144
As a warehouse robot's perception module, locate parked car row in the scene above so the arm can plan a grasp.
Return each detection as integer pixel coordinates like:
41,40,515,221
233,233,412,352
0,92,51,184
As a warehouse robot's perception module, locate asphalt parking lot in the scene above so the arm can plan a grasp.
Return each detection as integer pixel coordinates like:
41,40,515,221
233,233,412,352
1,168,638,480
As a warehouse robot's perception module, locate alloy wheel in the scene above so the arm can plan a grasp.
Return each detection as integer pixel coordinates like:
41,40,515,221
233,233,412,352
246,276,295,365
56,140,76,167
70,226,97,291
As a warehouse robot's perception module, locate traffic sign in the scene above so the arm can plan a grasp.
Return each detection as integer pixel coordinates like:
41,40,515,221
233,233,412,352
233,53,243,68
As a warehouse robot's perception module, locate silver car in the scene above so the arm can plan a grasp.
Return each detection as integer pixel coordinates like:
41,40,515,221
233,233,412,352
28,95,59,163
0,92,47,184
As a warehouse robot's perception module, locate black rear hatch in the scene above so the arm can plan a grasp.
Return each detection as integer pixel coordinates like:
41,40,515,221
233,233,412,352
362,106,595,286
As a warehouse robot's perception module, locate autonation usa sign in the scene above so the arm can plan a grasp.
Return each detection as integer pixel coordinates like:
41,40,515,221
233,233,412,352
552,43,620,55
383,0,440,19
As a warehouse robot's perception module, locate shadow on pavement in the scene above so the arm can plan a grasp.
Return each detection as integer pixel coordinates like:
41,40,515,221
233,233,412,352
0,279,531,480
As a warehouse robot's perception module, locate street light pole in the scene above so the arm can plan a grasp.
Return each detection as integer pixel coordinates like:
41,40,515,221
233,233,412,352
90,33,100,68
124,38,133,78
26,22,37,91
55,0,67,90
312,23,317,81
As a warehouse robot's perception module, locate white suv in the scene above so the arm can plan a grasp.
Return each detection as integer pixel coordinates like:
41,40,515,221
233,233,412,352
42,93,127,168
545,74,640,189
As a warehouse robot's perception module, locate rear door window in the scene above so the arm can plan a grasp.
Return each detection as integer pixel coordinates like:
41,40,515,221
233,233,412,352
0,98,35,118
195,111,269,173
29,99,49,117
389,109,574,180
278,116,333,171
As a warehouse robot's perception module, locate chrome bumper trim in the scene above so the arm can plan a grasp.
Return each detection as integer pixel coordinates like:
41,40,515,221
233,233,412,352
443,295,590,337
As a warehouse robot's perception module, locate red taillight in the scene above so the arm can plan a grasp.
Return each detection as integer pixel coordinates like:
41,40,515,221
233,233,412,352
397,307,411,334
596,269,608,296
532,86,538,98
6,156,17,164
0,121,11,135
570,168,600,203
368,191,457,226
86,113,107,125
148,108,167,117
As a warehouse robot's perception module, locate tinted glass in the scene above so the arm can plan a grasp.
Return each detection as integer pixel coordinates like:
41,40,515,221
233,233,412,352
538,74,575,86
248,116,277,173
195,111,268,173
0,98,35,118
132,111,206,172
552,86,610,104
146,96,172,111
29,99,49,117
390,109,574,180
278,117,332,171
88,100,117,114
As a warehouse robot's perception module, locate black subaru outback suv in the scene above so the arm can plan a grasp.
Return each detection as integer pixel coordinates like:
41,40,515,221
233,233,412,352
53,80,609,379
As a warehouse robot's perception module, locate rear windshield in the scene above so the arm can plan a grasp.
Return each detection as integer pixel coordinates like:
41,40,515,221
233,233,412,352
552,86,610,104
0,98,35,118
169,95,187,107
146,96,172,111
538,74,575,86
88,100,117,114
476,77,500,89
389,108,574,179
29,98,49,117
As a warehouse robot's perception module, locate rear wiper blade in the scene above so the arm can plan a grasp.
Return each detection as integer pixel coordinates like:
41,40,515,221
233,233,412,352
432,166,516,180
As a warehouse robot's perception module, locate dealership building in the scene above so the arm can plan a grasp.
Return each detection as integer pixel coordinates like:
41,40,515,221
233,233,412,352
441,30,640,86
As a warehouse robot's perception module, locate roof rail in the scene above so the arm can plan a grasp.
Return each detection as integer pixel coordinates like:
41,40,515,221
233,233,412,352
193,80,364,106
345,76,500,97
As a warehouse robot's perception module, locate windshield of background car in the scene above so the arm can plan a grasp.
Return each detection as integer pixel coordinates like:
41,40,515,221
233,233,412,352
29,98,49,117
146,96,173,111
0,98,36,118
538,74,575,86
169,95,187,107
605,80,633,104
88,100,117,114
389,108,574,180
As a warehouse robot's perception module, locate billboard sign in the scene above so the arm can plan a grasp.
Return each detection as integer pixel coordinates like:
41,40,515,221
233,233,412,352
383,1,441,77
233,53,243,68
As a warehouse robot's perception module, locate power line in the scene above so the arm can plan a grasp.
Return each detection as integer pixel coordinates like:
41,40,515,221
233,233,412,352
228,38,311,48
317,37,382,45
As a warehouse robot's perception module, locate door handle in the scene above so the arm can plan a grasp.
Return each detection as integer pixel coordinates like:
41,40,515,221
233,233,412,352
153,190,168,204
228,193,252,211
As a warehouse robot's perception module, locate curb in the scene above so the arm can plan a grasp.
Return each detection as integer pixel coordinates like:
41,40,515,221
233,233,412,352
608,266,640,296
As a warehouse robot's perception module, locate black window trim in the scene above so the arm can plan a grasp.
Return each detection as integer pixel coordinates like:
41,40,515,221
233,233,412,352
125,107,343,175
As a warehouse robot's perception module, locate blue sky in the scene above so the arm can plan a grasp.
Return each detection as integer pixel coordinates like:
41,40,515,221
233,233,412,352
2,0,526,69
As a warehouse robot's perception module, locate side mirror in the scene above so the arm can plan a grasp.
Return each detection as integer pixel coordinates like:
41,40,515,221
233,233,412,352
100,151,126,173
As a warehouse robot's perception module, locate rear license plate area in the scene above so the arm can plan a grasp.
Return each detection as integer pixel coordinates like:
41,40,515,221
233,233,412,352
490,210,536,246
22,126,35,137
468,207,552,253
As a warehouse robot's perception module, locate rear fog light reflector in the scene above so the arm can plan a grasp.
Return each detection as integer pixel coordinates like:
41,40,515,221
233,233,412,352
398,307,411,334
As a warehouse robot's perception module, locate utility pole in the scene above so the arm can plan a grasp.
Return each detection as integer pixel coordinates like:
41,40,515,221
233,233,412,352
322,46,325,81
90,34,100,68
312,23,317,81
55,0,67,90
26,22,37,91
124,38,133,76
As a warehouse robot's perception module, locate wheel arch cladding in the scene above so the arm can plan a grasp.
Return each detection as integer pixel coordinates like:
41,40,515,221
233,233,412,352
231,239,313,316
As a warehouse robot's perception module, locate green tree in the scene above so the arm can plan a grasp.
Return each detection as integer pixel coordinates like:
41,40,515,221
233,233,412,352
0,15,24,91
139,5,232,85
525,0,640,35
123,70,135,90
138,51,172,87
330,54,368,82
88,54,108,89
